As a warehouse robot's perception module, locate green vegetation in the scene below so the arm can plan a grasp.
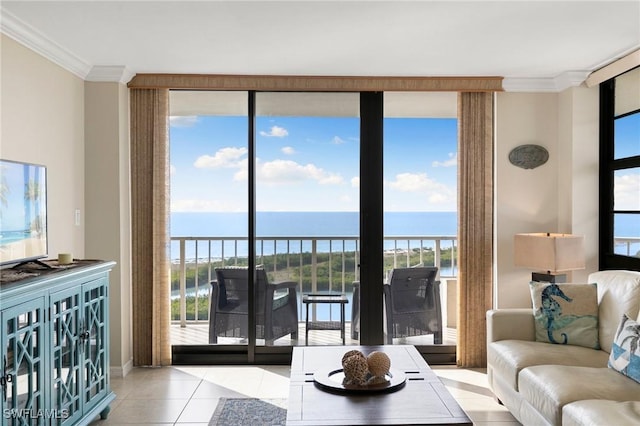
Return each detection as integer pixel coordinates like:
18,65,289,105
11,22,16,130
170,247,456,320
171,295,209,321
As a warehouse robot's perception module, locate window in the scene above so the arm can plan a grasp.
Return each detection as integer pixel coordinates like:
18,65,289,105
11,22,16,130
600,66,640,270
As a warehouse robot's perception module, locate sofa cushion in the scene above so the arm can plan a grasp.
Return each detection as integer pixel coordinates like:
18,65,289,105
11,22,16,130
589,270,640,353
563,400,640,426
609,314,640,384
530,282,599,348
519,365,640,426
488,340,608,391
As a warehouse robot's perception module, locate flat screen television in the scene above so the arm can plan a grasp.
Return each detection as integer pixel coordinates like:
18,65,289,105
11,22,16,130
0,159,48,266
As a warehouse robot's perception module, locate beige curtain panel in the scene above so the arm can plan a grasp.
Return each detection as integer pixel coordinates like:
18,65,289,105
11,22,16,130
130,88,172,367
457,92,494,368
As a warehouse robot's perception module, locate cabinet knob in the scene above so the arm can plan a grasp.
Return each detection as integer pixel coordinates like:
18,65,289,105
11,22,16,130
79,330,91,342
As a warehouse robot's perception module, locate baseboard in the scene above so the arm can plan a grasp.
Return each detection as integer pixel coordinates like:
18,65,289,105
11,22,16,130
110,358,134,378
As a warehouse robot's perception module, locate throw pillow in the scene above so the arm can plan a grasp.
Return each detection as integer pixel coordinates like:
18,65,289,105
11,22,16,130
608,314,640,384
530,282,599,349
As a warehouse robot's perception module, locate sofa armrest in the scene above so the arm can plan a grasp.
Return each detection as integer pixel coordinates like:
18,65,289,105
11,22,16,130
486,308,535,343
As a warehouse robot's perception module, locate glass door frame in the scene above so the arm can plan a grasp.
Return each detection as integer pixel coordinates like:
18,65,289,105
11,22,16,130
171,90,455,364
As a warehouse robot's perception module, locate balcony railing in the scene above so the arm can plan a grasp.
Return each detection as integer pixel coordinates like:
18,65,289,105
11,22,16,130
170,235,458,327
615,236,640,257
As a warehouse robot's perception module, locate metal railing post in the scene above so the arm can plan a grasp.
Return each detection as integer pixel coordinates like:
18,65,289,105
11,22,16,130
179,239,186,328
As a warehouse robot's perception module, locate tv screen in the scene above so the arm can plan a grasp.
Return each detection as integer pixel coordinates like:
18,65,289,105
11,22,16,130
0,159,48,266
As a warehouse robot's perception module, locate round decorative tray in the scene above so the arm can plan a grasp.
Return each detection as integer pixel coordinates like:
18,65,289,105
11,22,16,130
313,368,406,394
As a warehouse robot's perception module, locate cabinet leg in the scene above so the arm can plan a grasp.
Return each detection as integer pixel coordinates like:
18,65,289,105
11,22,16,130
100,405,111,419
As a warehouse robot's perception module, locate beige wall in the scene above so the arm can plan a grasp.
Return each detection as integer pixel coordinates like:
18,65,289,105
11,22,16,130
494,89,600,308
495,93,559,308
1,35,132,375
1,34,85,259
558,86,600,282
84,82,133,375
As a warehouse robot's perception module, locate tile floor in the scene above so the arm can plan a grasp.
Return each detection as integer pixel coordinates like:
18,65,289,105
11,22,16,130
89,364,520,425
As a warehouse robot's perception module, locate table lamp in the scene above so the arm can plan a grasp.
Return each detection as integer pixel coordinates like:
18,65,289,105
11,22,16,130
514,233,585,282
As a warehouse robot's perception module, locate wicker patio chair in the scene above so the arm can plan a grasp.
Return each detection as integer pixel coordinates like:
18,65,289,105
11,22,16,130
383,266,442,344
208,266,299,345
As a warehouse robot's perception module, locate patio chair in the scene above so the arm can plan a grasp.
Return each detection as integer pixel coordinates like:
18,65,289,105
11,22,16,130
208,266,299,345
383,266,442,344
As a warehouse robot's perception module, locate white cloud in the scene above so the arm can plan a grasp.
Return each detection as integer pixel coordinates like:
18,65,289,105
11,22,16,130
169,116,198,127
234,159,344,185
615,172,640,210
432,153,457,167
282,146,295,155
171,199,240,212
332,136,346,144
170,164,176,175
194,147,248,169
260,125,289,137
351,177,360,188
388,172,456,205
260,159,343,185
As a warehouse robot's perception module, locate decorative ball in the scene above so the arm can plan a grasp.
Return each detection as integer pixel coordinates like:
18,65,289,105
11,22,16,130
341,350,366,365
367,351,391,378
342,353,369,386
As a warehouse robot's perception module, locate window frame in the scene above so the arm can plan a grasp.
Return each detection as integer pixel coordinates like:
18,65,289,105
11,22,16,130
599,69,640,271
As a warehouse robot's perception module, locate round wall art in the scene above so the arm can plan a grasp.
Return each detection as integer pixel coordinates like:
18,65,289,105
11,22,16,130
509,144,549,169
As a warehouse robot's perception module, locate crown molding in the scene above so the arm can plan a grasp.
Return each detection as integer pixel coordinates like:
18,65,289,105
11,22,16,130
586,48,640,87
0,7,91,79
503,71,590,93
86,66,135,84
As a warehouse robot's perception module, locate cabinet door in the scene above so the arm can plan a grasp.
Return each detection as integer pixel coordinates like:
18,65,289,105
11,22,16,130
81,277,109,414
50,287,82,426
1,298,46,426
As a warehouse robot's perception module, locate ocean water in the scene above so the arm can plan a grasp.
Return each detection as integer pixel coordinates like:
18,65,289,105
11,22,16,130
170,211,640,260
170,211,458,260
171,211,457,238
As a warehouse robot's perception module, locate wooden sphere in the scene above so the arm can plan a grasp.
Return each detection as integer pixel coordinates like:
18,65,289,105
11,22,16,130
367,351,391,377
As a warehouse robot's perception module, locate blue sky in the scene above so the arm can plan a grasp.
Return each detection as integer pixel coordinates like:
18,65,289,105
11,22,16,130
169,111,639,214
614,113,640,211
0,161,46,231
170,115,458,212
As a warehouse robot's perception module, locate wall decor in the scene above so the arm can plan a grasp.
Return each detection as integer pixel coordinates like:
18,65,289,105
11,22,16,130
509,144,549,169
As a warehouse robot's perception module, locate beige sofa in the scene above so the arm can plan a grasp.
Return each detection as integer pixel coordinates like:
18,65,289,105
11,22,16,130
487,270,640,426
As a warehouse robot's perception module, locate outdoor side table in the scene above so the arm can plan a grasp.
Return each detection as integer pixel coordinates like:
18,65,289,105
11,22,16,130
302,293,349,345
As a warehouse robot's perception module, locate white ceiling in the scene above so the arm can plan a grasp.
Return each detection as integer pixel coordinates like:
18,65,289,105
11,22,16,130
1,1,639,92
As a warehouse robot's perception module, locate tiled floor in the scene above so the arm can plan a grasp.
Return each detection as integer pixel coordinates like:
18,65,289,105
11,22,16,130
88,364,520,425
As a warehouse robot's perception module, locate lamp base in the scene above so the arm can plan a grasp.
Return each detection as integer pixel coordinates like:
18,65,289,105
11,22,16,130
532,272,567,283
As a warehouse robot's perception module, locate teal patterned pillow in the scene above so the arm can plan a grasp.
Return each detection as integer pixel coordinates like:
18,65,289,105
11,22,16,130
609,314,640,384
530,282,599,349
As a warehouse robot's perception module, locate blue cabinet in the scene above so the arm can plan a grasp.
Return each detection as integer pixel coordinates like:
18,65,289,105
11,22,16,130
0,261,115,426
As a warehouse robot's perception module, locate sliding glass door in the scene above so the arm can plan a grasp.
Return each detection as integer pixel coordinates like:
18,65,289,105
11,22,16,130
383,92,458,347
168,90,457,362
169,91,250,348
254,93,360,347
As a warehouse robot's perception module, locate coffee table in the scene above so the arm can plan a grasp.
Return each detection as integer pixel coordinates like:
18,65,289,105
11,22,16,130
287,345,471,425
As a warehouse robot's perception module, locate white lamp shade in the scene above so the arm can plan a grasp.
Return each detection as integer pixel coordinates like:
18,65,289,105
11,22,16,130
514,233,585,272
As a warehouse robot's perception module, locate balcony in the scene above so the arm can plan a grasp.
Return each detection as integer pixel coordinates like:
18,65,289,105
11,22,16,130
170,235,458,346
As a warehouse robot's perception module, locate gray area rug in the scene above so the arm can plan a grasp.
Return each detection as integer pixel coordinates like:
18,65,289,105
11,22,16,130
209,398,287,426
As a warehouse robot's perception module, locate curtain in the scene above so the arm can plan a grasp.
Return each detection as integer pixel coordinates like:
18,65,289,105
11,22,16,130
457,92,494,367
130,88,171,366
